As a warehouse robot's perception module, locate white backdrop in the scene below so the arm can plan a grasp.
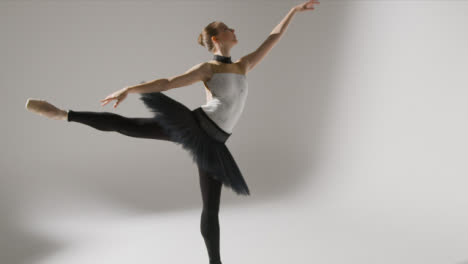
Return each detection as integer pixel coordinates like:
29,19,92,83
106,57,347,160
1,1,467,264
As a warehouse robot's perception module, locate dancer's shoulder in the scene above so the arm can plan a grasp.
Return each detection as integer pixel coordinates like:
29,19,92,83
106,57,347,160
206,61,246,76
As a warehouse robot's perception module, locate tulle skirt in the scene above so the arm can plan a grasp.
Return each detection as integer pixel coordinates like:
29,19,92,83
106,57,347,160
139,91,250,196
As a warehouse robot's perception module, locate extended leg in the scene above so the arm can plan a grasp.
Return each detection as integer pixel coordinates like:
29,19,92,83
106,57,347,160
67,110,171,141
198,166,223,264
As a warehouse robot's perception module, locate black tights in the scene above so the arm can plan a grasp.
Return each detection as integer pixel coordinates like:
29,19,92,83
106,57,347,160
67,110,223,264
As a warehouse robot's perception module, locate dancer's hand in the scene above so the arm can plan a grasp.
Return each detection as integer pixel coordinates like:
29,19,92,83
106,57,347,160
100,87,129,108
294,0,319,12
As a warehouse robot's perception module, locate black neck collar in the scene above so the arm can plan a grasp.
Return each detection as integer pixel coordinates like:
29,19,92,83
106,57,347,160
213,54,233,64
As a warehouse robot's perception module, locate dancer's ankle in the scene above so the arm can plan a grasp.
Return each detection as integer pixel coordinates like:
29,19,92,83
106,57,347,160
60,110,69,121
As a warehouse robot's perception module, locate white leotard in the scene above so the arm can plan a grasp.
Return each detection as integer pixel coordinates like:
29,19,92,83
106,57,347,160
200,72,248,134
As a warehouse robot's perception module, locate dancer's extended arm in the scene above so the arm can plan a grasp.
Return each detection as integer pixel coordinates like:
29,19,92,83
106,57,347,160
100,62,211,108
237,0,319,73
127,62,211,94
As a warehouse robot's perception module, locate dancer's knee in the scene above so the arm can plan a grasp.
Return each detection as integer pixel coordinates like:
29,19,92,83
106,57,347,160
200,210,219,234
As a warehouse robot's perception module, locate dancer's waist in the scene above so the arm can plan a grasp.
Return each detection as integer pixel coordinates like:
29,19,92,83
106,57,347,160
193,107,231,143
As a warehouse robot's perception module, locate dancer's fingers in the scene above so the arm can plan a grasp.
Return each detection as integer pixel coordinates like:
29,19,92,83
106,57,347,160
100,97,116,106
306,1,319,8
101,99,113,106
100,97,113,103
306,0,319,8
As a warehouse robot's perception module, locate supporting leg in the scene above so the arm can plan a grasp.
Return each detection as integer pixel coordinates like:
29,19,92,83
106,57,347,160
198,165,223,264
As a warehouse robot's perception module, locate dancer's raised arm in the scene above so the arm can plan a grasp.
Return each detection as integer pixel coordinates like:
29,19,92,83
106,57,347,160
237,0,319,73
100,62,211,108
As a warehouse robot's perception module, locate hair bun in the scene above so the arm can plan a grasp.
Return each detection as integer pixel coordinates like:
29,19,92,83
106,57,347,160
197,33,205,47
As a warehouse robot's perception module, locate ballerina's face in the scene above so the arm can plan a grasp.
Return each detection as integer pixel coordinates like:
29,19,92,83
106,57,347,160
214,23,238,46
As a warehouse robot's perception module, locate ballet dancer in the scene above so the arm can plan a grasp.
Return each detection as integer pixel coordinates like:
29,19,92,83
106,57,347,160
25,1,319,263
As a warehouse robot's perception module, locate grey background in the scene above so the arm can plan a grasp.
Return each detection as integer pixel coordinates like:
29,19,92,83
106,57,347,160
1,1,468,264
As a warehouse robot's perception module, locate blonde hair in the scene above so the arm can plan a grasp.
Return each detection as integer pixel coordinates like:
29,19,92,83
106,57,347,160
197,21,222,53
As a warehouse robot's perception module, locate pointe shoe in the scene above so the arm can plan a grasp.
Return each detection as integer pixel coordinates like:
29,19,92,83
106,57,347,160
25,98,68,120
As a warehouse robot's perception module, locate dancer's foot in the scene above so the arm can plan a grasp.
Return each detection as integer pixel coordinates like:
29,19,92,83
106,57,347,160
25,98,68,121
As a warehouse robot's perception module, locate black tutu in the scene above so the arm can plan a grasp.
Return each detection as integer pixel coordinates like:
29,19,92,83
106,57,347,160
139,91,250,196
